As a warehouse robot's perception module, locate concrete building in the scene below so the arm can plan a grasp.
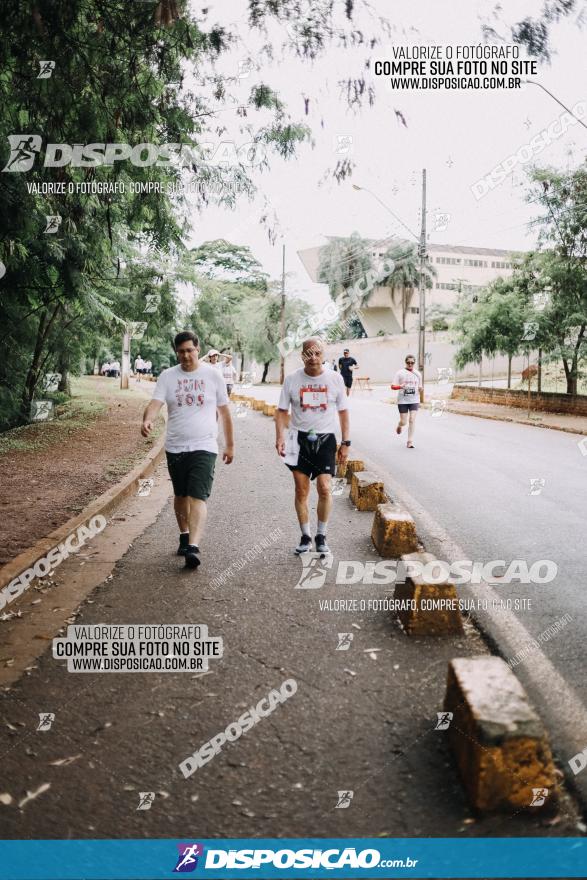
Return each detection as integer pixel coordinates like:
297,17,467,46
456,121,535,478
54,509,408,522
297,241,519,337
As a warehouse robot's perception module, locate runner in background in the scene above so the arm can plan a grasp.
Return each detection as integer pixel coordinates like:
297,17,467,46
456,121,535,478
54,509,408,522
141,331,234,569
338,348,358,397
134,354,144,380
391,354,421,449
275,337,350,555
220,351,237,396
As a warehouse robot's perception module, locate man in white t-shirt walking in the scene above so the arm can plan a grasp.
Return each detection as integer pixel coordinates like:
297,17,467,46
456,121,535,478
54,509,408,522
275,337,350,555
141,331,234,569
391,354,422,449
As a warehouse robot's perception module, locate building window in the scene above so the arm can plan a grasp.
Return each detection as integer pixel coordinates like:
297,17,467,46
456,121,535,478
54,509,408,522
463,259,488,267
436,256,461,265
491,261,512,269
409,307,419,313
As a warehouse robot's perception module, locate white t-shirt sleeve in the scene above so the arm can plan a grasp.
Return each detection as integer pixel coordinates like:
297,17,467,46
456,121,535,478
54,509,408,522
335,373,349,411
278,376,291,411
152,370,169,403
214,369,229,406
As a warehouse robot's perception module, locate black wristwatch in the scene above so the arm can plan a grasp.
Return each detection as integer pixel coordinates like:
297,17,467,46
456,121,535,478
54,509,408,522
341,440,351,447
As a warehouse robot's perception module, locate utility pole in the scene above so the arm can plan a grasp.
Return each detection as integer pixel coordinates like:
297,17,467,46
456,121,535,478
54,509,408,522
279,243,286,384
417,168,427,401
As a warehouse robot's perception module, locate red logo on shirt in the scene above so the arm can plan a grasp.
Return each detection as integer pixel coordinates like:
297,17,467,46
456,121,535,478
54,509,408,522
175,378,205,407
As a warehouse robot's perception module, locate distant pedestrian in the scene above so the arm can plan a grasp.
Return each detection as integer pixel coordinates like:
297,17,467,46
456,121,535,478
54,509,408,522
391,354,421,449
109,359,121,379
220,352,236,396
101,361,110,377
144,359,152,377
134,355,144,380
338,348,358,397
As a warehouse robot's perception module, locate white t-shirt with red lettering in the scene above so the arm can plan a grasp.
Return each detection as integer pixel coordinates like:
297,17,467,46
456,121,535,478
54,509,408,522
278,367,348,433
152,363,228,453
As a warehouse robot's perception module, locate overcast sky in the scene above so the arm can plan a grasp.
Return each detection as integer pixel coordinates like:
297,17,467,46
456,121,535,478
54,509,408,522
184,0,587,309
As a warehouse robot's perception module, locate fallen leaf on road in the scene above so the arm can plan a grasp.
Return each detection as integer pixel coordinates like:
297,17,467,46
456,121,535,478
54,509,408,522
343,668,356,676
49,755,81,766
368,652,378,661
158,791,170,799
351,623,361,629
0,793,13,805
18,783,51,809
363,648,381,652
30,600,42,605
190,794,199,803
232,799,242,806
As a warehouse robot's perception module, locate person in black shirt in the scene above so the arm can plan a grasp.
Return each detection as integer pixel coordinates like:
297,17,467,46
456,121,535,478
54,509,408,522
338,349,358,396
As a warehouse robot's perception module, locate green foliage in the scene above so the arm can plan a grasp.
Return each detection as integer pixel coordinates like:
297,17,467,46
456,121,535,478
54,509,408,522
451,164,587,393
0,1,367,430
317,233,373,316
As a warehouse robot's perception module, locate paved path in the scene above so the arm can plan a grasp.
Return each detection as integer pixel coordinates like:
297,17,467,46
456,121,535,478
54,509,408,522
1,408,580,841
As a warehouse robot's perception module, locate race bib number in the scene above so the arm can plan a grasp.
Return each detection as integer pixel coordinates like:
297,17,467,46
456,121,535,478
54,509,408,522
300,387,328,410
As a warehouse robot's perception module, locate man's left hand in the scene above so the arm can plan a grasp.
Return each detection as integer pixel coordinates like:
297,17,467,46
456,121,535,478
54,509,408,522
223,445,235,464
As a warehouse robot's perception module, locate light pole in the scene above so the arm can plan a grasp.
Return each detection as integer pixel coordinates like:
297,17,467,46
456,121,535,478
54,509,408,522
279,244,286,384
417,169,427,400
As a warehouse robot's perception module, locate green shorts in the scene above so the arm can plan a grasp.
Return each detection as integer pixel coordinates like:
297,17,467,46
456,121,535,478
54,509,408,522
165,450,217,501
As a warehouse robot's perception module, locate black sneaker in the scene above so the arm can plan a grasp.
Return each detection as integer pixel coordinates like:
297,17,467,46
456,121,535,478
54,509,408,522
315,534,331,555
294,534,312,555
177,533,190,556
185,545,200,569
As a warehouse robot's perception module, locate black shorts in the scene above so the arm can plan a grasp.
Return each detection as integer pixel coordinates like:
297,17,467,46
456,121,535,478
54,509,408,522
341,373,353,388
398,402,419,413
286,432,337,480
166,450,217,500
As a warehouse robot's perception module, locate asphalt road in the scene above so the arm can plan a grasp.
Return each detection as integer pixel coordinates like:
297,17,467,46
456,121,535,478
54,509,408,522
1,408,581,845
349,398,586,693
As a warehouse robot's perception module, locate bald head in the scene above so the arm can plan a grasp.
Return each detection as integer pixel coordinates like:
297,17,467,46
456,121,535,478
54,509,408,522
302,337,324,356
301,337,325,374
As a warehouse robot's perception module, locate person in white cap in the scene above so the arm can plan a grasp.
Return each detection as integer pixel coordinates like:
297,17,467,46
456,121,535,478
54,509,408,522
203,350,235,397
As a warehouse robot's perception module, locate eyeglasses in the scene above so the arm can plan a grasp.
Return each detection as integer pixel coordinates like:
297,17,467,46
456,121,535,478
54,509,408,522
406,360,415,365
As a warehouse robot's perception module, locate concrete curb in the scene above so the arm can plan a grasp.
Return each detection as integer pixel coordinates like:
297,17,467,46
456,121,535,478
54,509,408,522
0,430,167,593
443,405,586,437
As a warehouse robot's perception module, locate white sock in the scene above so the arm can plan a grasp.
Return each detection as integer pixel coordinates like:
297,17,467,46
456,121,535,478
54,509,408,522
317,520,328,535
300,522,311,536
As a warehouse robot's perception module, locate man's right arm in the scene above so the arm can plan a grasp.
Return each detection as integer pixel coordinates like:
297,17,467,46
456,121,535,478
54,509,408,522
141,399,164,437
275,379,290,456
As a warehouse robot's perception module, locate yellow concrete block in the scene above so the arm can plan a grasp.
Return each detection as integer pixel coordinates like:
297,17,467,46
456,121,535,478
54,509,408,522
345,459,365,484
350,471,386,511
393,551,463,635
371,503,418,558
444,656,557,812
